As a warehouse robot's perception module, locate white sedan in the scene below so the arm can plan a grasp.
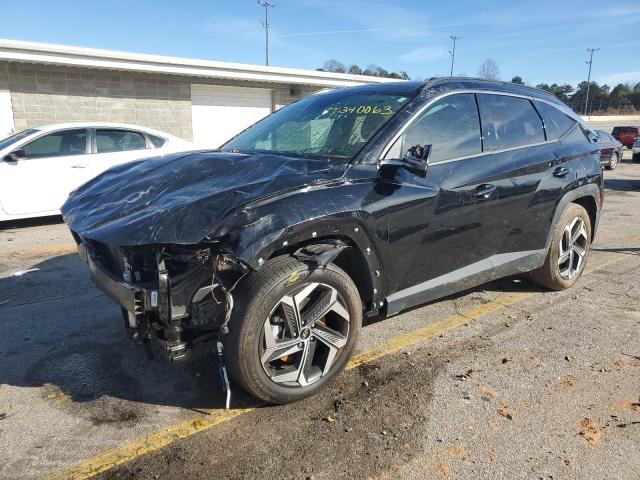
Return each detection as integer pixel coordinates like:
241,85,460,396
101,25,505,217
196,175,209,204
0,123,191,221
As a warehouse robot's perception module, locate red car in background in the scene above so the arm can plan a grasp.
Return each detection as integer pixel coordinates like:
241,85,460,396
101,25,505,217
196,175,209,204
611,126,640,147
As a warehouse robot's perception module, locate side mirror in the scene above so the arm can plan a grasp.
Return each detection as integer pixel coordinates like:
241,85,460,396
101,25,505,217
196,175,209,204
402,144,431,173
4,148,26,163
379,144,431,175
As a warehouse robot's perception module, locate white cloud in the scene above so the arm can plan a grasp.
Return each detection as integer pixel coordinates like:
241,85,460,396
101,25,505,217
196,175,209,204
600,71,640,85
399,45,449,63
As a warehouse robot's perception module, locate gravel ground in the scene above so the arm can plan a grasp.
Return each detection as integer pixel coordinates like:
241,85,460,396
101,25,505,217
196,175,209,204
0,151,638,480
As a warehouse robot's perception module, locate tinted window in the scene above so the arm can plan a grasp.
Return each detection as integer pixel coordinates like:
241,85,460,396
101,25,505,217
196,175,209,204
477,94,545,151
224,92,413,160
596,131,611,142
148,134,166,148
536,101,576,140
399,93,481,162
23,129,88,158
96,130,146,153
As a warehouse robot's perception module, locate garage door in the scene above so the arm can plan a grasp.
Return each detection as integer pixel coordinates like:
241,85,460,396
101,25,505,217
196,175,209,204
191,84,272,148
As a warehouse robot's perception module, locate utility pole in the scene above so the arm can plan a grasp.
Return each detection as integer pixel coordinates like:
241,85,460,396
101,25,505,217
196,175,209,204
258,1,276,66
583,48,599,116
449,35,461,76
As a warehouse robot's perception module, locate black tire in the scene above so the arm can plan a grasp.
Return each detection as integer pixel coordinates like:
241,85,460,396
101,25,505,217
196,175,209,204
531,203,592,291
633,153,640,163
606,152,618,170
225,255,362,404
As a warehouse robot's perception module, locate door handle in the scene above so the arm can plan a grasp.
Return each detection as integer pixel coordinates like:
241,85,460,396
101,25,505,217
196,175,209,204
553,167,570,177
71,164,89,168
472,184,496,200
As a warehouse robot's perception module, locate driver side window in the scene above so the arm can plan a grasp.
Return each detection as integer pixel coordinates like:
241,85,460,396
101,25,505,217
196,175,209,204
22,129,88,159
393,94,482,163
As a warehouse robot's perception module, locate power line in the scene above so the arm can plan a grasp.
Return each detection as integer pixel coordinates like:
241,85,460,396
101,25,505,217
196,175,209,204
449,36,461,77
583,47,599,116
257,1,276,66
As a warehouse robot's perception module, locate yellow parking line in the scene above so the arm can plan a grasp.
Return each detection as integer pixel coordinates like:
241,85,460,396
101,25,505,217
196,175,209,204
346,291,535,370
43,253,629,480
44,408,254,480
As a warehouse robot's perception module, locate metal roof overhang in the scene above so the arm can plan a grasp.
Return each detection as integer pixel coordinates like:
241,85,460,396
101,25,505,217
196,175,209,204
0,39,396,88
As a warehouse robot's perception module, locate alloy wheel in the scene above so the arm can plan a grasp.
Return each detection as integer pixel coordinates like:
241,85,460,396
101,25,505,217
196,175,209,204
558,217,588,279
260,282,350,387
611,153,618,168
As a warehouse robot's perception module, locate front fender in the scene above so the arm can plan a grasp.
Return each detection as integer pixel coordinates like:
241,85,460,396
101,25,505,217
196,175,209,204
211,180,389,304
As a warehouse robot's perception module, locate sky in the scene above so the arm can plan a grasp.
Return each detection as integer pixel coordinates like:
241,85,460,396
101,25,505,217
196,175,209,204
2,0,640,88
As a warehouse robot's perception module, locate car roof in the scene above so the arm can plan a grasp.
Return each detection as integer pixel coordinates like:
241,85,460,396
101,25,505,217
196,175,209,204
29,122,183,140
332,77,565,105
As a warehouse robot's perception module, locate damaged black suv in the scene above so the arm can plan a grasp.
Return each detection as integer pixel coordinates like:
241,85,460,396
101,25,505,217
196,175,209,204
63,78,603,404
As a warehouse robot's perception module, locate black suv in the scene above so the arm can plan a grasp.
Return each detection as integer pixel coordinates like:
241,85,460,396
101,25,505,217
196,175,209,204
63,78,603,404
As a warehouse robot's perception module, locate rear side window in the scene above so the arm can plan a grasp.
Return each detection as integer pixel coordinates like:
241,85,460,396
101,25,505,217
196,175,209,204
536,102,576,140
477,94,545,151
96,130,147,153
23,129,88,158
148,134,167,148
399,93,482,162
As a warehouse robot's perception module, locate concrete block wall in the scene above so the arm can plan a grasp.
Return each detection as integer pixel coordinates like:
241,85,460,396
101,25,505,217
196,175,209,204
4,62,193,140
2,60,325,141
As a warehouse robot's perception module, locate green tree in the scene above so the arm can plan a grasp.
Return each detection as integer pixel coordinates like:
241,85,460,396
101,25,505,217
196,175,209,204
511,75,524,85
347,64,363,75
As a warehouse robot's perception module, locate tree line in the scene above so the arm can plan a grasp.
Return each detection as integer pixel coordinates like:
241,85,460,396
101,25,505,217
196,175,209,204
319,57,640,115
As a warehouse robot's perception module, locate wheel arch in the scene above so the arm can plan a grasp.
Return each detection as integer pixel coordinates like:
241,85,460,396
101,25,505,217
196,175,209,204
545,184,601,251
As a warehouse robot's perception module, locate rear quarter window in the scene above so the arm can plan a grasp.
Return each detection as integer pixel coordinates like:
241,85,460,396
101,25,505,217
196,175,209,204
148,134,167,148
535,101,576,140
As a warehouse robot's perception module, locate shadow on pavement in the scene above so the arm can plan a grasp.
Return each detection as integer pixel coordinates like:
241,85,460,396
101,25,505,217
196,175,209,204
0,254,257,420
0,215,64,230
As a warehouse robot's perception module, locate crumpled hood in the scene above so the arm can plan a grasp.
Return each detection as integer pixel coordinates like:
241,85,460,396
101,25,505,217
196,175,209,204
62,150,346,246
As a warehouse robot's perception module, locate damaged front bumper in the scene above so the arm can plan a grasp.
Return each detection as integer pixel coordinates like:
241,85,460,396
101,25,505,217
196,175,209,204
75,237,245,363
78,242,151,317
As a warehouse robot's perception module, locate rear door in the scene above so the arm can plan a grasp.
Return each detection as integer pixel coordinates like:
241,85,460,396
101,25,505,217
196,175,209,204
0,128,90,215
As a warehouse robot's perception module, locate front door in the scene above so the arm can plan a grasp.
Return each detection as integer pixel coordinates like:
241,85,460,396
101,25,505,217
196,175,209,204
383,93,512,299
0,128,90,216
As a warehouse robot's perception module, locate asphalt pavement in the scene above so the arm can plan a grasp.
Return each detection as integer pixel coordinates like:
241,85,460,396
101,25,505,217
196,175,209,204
0,151,638,480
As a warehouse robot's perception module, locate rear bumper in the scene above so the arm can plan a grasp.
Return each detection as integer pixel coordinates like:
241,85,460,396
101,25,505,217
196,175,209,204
78,242,151,315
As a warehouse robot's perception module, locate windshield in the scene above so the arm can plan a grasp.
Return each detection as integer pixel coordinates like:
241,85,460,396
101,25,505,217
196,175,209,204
223,91,413,160
0,129,38,151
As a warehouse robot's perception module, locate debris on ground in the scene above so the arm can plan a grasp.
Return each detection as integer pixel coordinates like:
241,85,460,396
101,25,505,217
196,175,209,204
498,404,517,420
0,412,7,420
565,355,576,362
10,268,41,277
579,418,602,445
454,369,475,381
323,415,335,423
333,399,345,413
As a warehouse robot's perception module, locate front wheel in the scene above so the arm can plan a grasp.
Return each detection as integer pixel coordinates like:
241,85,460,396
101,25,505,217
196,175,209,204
633,153,640,163
225,256,362,404
607,152,618,170
531,203,592,290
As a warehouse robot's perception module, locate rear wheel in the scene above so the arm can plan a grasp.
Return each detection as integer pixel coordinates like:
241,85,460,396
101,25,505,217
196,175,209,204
225,255,362,404
633,153,640,163
531,203,591,290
